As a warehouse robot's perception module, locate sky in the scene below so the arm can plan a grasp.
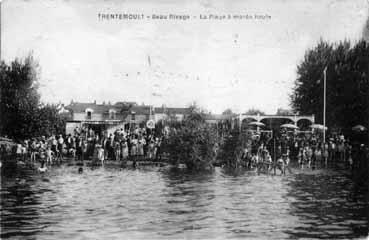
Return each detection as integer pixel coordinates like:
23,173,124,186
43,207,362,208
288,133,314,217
2,0,368,114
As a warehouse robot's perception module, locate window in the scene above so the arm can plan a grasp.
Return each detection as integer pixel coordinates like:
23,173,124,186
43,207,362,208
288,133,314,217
109,109,117,119
110,111,116,119
86,111,92,120
85,108,93,120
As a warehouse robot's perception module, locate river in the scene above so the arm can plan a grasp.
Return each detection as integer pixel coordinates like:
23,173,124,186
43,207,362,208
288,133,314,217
1,165,368,239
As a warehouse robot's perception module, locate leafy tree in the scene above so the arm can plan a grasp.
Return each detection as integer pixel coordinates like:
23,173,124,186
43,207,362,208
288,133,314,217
291,39,369,135
217,128,243,167
0,56,40,139
0,55,65,140
162,105,217,170
37,104,66,137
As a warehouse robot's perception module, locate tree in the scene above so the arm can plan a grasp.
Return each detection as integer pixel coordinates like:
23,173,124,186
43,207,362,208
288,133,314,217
276,108,293,116
222,108,234,115
244,108,265,115
37,104,66,136
291,40,369,135
217,128,244,167
0,56,40,139
162,104,217,171
0,55,65,140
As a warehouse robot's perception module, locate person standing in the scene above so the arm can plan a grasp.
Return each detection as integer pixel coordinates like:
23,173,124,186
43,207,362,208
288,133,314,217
155,137,162,161
121,139,129,160
138,136,145,159
57,135,64,162
314,144,322,168
108,134,114,160
51,135,57,155
81,139,88,161
338,140,345,163
131,136,138,158
323,141,329,167
30,139,37,162
114,141,121,161
127,135,132,159
46,146,53,165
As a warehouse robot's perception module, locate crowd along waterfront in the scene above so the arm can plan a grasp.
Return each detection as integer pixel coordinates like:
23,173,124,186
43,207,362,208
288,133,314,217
1,106,368,239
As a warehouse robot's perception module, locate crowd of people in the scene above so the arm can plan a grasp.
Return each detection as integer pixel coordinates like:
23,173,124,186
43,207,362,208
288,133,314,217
76,127,165,164
0,124,367,176
0,126,165,166
237,131,363,174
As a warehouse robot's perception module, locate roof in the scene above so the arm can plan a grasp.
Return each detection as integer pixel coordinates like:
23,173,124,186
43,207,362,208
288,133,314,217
65,102,121,114
115,101,137,107
154,107,190,115
130,105,152,115
204,114,232,120
66,102,189,116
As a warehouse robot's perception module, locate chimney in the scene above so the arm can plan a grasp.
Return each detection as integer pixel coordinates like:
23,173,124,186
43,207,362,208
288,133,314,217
94,100,96,104
70,99,74,104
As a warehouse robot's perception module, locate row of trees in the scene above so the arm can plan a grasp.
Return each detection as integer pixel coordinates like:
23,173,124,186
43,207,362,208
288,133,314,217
291,40,369,135
0,56,65,141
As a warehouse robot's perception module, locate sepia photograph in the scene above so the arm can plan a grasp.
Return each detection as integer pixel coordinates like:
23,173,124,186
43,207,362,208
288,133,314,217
0,0,368,239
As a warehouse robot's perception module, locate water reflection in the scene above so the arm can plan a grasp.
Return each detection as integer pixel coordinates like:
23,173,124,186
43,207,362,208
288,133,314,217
1,165,368,239
160,169,218,239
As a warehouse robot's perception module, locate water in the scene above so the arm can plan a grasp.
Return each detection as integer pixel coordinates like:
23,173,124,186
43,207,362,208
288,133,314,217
1,165,368,239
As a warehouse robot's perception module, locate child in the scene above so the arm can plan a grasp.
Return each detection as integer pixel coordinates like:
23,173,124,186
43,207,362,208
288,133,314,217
97,145,105,165
46,146,53,165
39,146,46,164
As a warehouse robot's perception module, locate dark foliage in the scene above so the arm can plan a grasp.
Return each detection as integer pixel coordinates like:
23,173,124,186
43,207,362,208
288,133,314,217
291,40,369,135
217,129,242,166
162,104,217,170
0,56,65,140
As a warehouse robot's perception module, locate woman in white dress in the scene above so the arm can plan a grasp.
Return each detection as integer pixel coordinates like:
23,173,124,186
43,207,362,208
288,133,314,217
138,137,145,157
121,140,129,160
131,137,138,157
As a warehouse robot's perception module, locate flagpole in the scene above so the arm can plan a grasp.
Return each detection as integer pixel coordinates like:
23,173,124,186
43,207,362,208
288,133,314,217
323,66,327,144
0,0,2,61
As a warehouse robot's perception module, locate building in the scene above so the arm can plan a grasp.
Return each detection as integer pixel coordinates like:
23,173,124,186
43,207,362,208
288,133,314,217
65,101,132,136
154,106,190,122
126,105,153,128
65,101,192,136
204,114,233,125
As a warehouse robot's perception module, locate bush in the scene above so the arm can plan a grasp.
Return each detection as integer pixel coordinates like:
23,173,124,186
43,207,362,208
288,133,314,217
162,106,217,171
